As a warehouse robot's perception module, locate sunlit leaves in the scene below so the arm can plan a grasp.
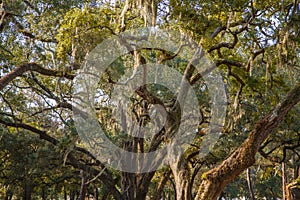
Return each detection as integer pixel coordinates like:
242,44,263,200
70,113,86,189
56,6,117,62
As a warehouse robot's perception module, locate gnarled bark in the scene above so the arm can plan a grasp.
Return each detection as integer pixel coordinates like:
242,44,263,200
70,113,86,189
170,156,192,200
196,82,300,200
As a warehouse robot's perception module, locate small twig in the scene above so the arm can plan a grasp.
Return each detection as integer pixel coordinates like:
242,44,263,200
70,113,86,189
85,166,107,185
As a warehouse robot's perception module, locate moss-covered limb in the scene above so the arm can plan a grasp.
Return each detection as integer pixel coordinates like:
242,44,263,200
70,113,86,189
196,82,300,200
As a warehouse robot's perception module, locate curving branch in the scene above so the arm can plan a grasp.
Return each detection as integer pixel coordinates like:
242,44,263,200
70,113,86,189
215,59,245,68
0,117,59,145
196,82,300,200
0,63,75,91
208,32,238,53
259,139,300,163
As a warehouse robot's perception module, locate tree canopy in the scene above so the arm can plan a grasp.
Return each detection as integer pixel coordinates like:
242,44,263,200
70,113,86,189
0,0,300,199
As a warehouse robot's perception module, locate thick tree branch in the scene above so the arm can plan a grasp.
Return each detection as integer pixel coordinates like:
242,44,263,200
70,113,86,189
258,139,298,163
0,118,59,145
0,63,75,91
215,59,245,68
196,82,300,200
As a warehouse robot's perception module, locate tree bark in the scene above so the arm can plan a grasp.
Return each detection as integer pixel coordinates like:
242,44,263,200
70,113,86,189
121,171,136,200
195,82,300,200
247,168,256,200
78,170,87,200
170,155,192,200
282,162,287,200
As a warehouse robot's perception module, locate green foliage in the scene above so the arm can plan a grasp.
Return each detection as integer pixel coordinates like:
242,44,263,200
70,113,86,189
56,6,117,62
1,0,300,199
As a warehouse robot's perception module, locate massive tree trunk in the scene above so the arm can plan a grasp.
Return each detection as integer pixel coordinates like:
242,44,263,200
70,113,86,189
196,82,300,200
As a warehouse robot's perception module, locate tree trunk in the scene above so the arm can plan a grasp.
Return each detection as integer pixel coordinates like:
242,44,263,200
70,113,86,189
41,187,47,200
23,178,32,200
121,172,136,199
282,162,287,200
120,141,137,200
247,168,256,200
4,189,13,200
70,190,76,200
170,155,192,200
195,83,300,200
93,185,98,200
78,170,87,200
64,186,67,200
